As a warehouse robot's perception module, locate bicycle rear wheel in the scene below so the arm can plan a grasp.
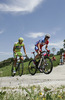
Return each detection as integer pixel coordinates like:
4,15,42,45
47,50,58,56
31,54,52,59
28,60,37,75
39,57,53,74
18,62,23,76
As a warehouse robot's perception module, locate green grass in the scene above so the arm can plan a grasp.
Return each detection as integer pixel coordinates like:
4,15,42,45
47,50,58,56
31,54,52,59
0,61,30,77
0,64,11,77
51,55,60,67
0,85,65,100
0,55,60,77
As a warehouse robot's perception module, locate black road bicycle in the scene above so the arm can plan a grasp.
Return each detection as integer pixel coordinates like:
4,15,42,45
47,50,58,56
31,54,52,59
28,51,53,75
11,55,27,77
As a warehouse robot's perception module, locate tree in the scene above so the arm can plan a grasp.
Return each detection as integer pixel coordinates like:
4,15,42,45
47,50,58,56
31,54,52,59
57,48,64,55
57,51,60,55
57,40,65,55
60,48,64,54
63,39,65,50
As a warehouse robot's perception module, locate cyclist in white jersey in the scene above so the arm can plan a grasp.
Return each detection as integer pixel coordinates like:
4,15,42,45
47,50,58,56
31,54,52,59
34,34,50,60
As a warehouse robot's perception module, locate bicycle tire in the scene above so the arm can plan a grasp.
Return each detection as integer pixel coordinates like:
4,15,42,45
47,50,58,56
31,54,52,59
39,56,53,74
18,62,23,76
28,60,37,75
11,62,15,77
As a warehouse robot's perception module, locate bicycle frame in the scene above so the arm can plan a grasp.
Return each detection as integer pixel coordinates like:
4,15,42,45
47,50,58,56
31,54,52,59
31,51,50,68
11,55,28,76
16,55,27,70
31,52,35,58
16,55,27,62
37,54,44,68
29,50,53,75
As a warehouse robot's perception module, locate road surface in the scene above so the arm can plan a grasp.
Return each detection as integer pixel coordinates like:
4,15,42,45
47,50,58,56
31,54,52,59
0,64,65,89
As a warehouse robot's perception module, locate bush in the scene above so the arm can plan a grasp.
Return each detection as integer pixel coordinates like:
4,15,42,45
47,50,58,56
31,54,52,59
0,58,13,68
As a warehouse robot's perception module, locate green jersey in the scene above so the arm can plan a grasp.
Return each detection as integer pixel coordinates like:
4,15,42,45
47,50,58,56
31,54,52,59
14,42,24,52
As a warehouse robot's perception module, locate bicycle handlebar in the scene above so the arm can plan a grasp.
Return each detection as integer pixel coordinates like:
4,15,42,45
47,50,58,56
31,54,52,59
38,50,50,57
31,52,35,54
40,51,46,53
22,55,29,59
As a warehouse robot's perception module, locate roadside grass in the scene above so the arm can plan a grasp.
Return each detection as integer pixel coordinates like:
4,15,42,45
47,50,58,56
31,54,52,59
0,61,29,77
0,55,60,77
51,55,60,67
0,85,65,100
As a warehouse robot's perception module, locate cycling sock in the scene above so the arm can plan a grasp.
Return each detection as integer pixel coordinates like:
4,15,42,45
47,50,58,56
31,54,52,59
14,67,16,71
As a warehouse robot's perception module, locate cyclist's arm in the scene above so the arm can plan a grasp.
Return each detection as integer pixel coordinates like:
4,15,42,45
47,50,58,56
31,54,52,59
13,46,16,53
45,45,48,51
23,45,26,55
38,42,41,50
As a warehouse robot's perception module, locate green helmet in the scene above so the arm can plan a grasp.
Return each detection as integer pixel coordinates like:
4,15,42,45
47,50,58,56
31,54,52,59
18,37,24,41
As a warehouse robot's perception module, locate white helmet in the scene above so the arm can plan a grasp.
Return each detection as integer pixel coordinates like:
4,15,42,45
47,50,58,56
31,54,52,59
45,34,50,38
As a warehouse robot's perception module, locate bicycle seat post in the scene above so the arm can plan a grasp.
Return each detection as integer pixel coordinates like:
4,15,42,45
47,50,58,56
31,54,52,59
34,52,35,58
32,52,35,58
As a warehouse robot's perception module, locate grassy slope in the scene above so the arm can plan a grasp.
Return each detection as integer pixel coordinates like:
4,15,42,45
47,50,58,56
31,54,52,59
0,62,29,77
0,55,60,77
51,55,60,67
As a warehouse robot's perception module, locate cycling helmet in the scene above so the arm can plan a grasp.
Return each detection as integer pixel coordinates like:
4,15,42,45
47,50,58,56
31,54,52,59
18,37,24,41
45,34,50,38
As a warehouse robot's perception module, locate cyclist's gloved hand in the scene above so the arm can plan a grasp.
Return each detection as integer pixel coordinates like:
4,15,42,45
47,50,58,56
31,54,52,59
39,49,42,52
47,50,50,53
25,54,29,59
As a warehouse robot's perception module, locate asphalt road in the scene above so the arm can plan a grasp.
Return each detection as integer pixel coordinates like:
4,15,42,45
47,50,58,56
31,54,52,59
0,64,65,89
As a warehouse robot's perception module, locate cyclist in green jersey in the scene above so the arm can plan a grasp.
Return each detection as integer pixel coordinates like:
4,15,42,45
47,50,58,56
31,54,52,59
13,37,27,73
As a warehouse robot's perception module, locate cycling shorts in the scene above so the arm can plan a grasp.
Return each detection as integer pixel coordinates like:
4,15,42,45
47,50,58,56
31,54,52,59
14,52,22,58
35,46,39,52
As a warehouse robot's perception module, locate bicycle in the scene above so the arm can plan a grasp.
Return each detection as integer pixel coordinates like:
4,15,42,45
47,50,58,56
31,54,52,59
11,55,27,77
28,50,53,75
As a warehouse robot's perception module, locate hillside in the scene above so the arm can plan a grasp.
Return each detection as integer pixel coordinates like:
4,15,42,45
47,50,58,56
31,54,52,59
0,58,13,68
0,55,60,77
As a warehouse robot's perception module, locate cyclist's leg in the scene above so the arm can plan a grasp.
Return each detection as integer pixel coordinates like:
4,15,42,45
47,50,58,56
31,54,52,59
20,56,24,61
18,52,24,61
14,58,17,67
35,46,40,60
19,53,24,76
13,53,17,73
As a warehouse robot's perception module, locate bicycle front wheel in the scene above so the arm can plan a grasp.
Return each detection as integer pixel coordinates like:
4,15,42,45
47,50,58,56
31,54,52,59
28,60,37,75
11,62,15,77
18,62,23,76
40,57,53,74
